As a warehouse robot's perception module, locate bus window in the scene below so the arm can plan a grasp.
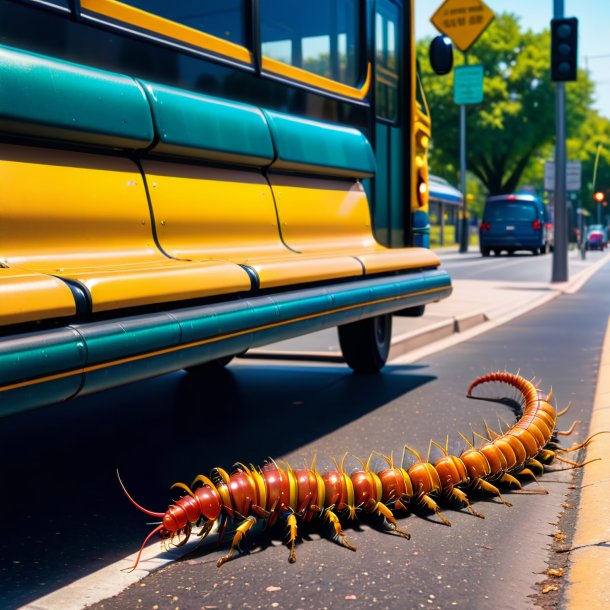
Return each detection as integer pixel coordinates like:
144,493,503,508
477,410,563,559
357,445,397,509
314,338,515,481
260,0,360,87
375,1,399,122
95,0,247,46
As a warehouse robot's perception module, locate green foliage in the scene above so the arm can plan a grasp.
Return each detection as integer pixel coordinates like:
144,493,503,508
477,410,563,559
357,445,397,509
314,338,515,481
418,13,596,199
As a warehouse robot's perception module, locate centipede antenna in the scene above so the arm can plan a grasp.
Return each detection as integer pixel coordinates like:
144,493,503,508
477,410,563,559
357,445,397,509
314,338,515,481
170,482,196,499
123,524,165,572
116,470,165,518
557,402,572,417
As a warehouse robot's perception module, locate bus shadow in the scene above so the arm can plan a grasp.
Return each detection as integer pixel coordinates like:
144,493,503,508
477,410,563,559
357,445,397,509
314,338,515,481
0,361,434,609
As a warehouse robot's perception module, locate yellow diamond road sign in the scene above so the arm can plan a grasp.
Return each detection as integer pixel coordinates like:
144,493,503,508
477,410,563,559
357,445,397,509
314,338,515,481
431,0,495,53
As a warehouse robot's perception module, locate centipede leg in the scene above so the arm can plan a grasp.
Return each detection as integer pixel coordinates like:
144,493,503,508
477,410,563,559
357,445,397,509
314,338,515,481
536,449,556,464
419,493,451,526
473,479,513,507
448,487,485,519
216,516,256,568
525,458,545,475
372,501,411,539
325,508,356,551
556,420,581,436
498,473,522,489
286,513,298,563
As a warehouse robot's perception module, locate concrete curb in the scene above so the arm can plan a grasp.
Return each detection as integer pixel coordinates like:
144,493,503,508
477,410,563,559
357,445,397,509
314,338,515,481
565,316,610,609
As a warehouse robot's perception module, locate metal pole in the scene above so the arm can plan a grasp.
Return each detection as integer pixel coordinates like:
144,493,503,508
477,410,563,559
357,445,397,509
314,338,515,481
552,0,568,282
459,52,469,253
593,143,603,224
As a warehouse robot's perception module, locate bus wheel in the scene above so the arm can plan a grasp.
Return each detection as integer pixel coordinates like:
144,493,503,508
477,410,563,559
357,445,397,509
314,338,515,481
481,247,491,257
338,314,392,373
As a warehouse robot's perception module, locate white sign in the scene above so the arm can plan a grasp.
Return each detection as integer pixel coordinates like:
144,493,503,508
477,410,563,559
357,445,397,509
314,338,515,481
544,160,582,191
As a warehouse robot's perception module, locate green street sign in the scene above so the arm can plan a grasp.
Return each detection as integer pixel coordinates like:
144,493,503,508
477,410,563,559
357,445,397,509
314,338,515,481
454,64,484,104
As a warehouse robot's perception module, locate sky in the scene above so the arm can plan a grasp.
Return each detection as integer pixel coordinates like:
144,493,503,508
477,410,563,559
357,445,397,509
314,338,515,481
415,0,610,118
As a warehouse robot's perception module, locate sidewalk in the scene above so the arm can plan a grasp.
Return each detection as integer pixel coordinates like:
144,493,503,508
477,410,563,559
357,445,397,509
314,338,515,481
245,251,610,364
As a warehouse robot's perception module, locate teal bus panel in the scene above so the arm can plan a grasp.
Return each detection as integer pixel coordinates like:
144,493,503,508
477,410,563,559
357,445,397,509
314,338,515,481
264,110,376,178
140,81,275,166
0,45,154,149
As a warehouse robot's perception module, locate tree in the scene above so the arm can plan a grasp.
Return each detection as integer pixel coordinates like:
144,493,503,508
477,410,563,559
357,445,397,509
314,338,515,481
418,13,595,196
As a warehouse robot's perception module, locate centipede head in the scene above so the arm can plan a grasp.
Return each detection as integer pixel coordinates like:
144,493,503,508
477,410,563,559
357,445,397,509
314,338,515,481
117,470,184,571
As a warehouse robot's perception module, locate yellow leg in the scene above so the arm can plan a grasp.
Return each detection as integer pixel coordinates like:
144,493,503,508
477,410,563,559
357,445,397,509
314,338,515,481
419,493,451,526
526,458,545,475
326,509,356,551
450,487,485,519
373,502,411,539
287,513,298,563
216,517,256,567
499,473,523,489
474,479,513,507
536,449,556,464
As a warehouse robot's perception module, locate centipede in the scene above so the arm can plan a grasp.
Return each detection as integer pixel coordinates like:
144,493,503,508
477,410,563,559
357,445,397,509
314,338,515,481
120,371,599,570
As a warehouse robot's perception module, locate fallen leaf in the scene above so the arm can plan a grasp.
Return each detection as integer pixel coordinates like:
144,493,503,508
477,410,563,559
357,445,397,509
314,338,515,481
542,585,559,594
547,568,564,578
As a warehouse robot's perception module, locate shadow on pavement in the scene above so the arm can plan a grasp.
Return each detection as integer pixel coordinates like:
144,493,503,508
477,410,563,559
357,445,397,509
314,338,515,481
0,361,434,609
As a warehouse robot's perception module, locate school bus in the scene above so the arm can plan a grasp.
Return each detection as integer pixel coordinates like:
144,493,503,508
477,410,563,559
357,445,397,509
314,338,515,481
0,0,453,415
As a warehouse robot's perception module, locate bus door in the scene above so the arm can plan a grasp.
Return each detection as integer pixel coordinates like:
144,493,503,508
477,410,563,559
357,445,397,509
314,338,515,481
373,0,405,247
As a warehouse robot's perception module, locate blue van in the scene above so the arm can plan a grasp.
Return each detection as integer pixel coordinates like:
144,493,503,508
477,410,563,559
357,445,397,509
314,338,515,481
479,194,550,256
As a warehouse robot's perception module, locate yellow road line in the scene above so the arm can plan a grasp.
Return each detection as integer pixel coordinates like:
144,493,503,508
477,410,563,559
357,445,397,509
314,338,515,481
565,315,610,608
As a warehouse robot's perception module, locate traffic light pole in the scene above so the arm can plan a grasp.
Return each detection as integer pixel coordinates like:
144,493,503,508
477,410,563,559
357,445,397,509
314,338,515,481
552,0,568,282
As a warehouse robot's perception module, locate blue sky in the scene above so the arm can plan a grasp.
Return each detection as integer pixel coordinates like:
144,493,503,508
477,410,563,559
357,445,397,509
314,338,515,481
415,0,610,118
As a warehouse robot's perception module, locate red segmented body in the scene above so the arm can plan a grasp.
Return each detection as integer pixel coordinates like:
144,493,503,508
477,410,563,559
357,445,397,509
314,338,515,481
122,371,588,569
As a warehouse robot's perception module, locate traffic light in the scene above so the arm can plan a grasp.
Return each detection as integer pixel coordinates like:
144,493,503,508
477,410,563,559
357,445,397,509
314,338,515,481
594,191,605,203
551,18,578,82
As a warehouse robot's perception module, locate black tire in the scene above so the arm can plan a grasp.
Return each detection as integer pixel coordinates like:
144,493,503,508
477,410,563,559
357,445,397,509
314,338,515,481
481,247,490,257
494,249,501,256
338,314,392,373
532,248,539,256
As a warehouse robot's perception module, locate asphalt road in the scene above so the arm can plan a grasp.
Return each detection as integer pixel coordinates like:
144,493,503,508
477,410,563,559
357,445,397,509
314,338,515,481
2,255,609,610
439,247,605,282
